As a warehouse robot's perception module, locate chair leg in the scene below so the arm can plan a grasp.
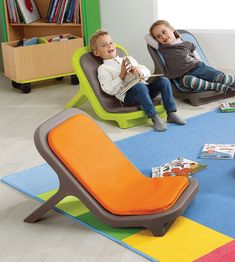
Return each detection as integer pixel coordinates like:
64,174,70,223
24,190,65,223
65,90,87,108
148,219,176,237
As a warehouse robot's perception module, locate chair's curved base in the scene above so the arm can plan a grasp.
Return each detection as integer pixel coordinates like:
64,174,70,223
24,174,198,237
172,86,226,106
66,85,166,129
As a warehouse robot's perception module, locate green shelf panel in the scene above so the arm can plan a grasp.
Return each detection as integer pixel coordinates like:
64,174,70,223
0,0,8,41
82,0,101,45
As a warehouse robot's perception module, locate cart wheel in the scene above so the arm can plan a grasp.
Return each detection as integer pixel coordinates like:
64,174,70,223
20,83,31,94
56,77,64,81
12,81,22,89
70,74,79,85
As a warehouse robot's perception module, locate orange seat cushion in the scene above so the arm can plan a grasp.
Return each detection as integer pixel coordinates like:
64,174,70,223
48,114,189,215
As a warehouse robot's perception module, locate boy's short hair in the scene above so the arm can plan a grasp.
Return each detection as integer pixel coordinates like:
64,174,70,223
90,29,109,51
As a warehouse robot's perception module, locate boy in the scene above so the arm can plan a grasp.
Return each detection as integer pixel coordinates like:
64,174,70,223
90,29,186,132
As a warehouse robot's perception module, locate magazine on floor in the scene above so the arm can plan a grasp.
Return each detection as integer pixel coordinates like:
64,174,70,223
219,102,235,112
199,144,235,159
152,157,207,178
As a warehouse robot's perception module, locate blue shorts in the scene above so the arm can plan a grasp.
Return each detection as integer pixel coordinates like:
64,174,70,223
188,62,222,82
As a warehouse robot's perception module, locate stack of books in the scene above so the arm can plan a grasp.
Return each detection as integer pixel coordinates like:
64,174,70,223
46,0,80,24
219,102,235,113
6,0,40,24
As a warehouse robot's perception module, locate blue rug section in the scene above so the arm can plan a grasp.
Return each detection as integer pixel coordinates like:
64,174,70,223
1,109,235,239
116,109,235,238
2,164,58,195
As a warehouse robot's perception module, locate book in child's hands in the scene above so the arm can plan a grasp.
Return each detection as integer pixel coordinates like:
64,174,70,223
199,144,235,159
152,157,207,178
117,56,164,95
117,74,141,95
219,102,235,112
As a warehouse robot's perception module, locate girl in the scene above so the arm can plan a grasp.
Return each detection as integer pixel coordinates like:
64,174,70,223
145,20,235,95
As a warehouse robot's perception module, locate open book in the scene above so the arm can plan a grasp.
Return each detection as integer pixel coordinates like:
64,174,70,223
117,74,164,96
152,157,207,178
219,102,235,112
199,144,235,159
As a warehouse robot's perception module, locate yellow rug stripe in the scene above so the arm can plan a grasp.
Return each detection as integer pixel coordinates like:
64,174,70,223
123,217,233,262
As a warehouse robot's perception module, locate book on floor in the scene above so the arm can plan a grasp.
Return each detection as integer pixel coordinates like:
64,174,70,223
219,102,235,112
199,143,235,159
152,157,207,178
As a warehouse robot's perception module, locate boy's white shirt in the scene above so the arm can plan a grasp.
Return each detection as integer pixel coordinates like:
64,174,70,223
98,55,150,102
145,34,201,61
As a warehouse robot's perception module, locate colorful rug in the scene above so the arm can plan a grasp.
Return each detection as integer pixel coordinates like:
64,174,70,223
2,109,235,261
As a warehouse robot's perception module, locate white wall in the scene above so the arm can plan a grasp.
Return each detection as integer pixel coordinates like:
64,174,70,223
192,30,235,75
99,1,235,75
99,0,157,71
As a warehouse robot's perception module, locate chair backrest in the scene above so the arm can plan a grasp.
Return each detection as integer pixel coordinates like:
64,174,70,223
177,29,209,65
79,47,142,113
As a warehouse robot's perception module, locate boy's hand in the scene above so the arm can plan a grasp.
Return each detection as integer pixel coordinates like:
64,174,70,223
119,60,128,81
130,67,144,79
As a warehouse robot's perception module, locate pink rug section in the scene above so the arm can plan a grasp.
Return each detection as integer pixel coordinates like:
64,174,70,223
194,240,235,262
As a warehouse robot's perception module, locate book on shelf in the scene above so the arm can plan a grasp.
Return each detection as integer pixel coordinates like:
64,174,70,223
152,157,207,178
16,0,40,24
73,0,80,24
65,0,76,23
199,144,235,159
6,0,24,23
48,0,60,23
219,102,235,113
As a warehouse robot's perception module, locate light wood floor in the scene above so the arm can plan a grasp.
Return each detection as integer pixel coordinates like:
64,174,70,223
0,72,234,262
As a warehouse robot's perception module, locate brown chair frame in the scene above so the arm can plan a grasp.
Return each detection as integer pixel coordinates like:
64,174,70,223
24,108,199,236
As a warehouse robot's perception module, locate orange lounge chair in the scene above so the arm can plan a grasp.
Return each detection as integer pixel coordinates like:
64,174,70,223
24,108,199,236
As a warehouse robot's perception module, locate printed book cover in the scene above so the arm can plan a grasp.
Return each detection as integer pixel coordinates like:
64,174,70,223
16,0,40,24
152,157,207,178
219,102,235,113
199,144,235,159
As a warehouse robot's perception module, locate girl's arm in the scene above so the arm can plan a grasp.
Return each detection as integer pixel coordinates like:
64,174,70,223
193,50,201,61
145,34,159,50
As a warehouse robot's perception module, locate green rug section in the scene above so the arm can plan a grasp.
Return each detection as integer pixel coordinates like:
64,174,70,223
38,189,89,217
77,212,141,241
38,189,142,240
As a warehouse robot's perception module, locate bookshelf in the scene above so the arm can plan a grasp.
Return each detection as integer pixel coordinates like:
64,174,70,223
0,0,100,92
1,0,100,44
